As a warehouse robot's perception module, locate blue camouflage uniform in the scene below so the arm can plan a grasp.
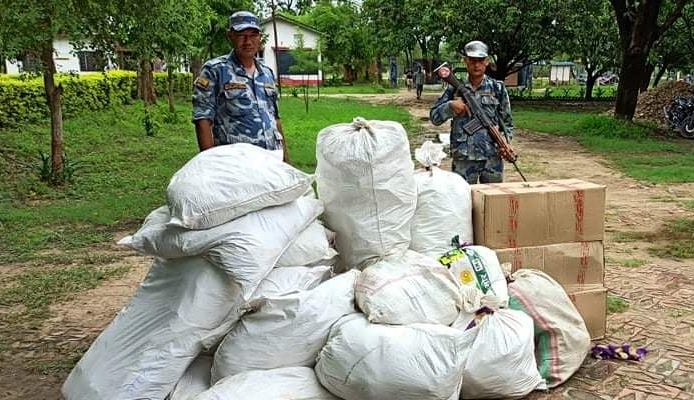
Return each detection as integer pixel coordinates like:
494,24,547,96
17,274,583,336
430,75,514,184
192,50,283,150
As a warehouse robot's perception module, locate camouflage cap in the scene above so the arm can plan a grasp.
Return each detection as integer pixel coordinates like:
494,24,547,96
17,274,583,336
464,40,489,58
229,11,261,32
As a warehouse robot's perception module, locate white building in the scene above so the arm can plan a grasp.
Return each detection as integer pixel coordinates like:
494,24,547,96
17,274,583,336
3,37,106,74
260,15,322,86
549,62,574,85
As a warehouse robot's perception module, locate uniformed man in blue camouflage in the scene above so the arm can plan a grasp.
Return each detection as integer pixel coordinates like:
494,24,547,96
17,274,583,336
430,40,514,184
193,11,288,162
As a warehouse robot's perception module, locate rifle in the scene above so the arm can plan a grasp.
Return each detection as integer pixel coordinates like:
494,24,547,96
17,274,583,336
433,62,528,182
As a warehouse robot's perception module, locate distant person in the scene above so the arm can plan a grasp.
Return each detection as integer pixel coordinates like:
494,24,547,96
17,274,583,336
429,40,514,184
389,60,398,88
192,11,288,162
405,70,413,90
414,67,425,99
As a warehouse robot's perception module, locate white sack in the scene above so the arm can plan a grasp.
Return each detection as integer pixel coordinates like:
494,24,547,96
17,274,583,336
411,141,473,257
63,257,243,400
440,245,508,307
450,285,491,331
457,309,546,399
316,117,416,270
167,143,314,229
194,367,339,400
276,220,338,268
211,270,359,383
355,250,460,325
315,314,464,400
508,269,591,388
119,197,323,300
252,265,332,301
169,354,212,400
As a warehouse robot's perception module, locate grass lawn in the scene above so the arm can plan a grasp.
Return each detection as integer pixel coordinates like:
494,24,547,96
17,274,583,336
282,96,416,171
514,105,694,184
515,106,694,261
283,83,399,96
0,97,414,264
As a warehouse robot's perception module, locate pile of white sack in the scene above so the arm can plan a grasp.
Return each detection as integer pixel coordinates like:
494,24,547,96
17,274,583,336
62,119,590,400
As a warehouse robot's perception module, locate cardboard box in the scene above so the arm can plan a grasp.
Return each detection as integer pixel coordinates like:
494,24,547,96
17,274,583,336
472,179,606,248
496,241,604,287
566,285,607,340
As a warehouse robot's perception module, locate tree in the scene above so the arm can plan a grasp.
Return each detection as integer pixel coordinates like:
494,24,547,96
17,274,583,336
364,0,444,81
274,0,315,15
307,1,373,82
650,3,694,87
564,0,620,100
109,0,211,106
153,0,210,113
196,0,256,66
289,34,321,111
83,0,213,112
0,0,87,182
442,0,569,79
610,0,688,120
363,0,416,68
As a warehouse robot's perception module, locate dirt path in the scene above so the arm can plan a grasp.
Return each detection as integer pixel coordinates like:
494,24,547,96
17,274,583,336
1,91,693,399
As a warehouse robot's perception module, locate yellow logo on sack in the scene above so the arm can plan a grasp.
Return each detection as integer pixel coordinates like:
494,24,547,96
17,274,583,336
459,270,474,285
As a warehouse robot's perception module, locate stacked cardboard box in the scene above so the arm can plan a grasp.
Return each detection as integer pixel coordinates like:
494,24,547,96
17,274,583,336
471,179,607,339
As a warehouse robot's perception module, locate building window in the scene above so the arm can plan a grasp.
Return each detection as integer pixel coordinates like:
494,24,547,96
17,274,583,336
20,53,41,73
277,50,294,75
256,48,264,64
77,51,104,72
277,48,318,75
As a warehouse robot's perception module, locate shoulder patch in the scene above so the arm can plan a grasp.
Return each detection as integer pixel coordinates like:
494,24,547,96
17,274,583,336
224,82,247,90
194,76,210,90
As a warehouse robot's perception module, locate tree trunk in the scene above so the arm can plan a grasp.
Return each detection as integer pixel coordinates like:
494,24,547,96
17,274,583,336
584,65,598,100
488,60,510,81
585,75,598,100
167,66,175,114
640,63,655,92
610,0,687,120
138,58,156,104
424,59,433,83
191,55,203,77
41,44,64,182
652,64,668,87
343,64,355,83
375,57,382,83
614,52,648,120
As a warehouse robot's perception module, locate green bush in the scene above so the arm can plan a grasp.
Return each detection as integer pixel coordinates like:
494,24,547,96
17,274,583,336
154,72,193,98
0,71,192,127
